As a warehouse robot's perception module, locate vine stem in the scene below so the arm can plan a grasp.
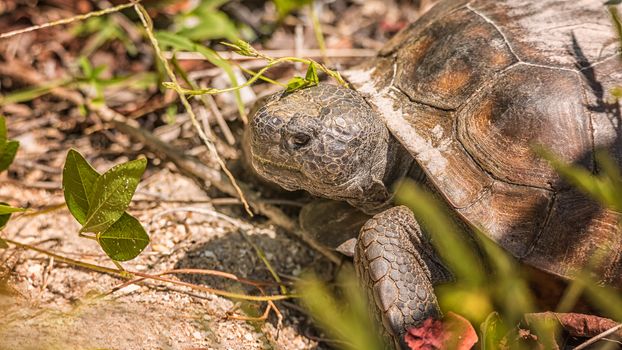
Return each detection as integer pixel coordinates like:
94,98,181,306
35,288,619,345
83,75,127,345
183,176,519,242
0,1,137,40
3,238,294,302
132,2,253,216
168,56,345,96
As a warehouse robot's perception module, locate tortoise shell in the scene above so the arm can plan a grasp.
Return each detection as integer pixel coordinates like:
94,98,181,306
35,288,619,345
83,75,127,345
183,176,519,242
345,0,622,285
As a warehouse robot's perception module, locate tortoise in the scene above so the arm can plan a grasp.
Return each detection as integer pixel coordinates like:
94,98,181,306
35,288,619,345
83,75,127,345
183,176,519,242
247,0,622,348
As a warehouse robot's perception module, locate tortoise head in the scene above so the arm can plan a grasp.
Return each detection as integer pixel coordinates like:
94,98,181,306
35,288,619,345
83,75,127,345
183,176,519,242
247,84,394,213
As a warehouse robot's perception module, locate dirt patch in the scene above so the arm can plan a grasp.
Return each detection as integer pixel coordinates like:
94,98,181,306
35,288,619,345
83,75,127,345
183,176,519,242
0,170,330,350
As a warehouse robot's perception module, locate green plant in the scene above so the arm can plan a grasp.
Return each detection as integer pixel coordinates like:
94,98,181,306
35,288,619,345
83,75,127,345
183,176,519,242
0,203,26,249
285,62,320,92
73,15,138,57
607,1,622,99
62,149,149,262
298,267,386,350
273,0,313,19
0,115,19,174
0,115,25,248
155,31,246,120
539,148,622,212
168,38,347,97
171,0,239,42
394,179,548,349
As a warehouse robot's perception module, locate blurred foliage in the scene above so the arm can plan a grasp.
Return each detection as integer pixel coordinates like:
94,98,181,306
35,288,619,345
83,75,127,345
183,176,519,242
395,180,552,349
299,149,622,349
155,31,246,118
0,115,23,248
0,115,19,174
171,0,239,42
0,202,26,248
0,79,72,106
539,148,622,212
274,0,313,19
297,266,386,350
73,15,138,57
75,57,158,106
608,3,622,100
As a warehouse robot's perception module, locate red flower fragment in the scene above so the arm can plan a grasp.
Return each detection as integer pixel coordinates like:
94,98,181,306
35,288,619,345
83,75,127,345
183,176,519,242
405,312,478,350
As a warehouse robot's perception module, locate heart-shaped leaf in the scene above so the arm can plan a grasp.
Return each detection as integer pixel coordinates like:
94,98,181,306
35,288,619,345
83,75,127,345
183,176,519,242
62,149,100,224
97,212,149,261
81,157,147,233
0,140,19,173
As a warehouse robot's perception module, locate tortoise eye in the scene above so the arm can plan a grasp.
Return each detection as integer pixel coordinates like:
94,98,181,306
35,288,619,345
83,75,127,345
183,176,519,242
290,133,311,149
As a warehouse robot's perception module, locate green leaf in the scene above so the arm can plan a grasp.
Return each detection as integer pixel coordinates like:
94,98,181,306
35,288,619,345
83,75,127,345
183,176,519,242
286,64,320,93
0,203,25,215
81,157,147,233
0,115,6,144
0,202,25,233
176,11,238,42
0,80,72,106
221,39,258,57
298,268,386,350
305,63,319,85
285,77,309,93
97,212,149,261
0,115,19,173
0,140,19,173
92,65,107,79
479,311,507,350
79,56,94,78
0,213,9,229
605,0,622,5
62,149,100,225
274,0,312,18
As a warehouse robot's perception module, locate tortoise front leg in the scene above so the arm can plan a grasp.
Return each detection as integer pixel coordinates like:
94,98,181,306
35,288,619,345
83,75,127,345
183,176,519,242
354,206,452,350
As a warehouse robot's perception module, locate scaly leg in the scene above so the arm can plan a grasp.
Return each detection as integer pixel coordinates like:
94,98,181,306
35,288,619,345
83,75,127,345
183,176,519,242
354,206,452,349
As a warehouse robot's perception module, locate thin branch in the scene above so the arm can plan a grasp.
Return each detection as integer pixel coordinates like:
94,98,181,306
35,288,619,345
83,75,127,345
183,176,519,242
164,48,377,61
4,238,292,302
132,3,253,216
574,323,622,350
0,1,137,40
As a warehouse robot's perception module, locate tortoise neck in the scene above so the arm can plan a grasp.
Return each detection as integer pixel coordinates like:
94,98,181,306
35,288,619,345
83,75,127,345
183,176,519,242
383,134,418,189
350,134,417,215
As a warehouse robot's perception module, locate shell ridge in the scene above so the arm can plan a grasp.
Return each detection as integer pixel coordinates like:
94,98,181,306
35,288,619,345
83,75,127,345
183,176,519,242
466,3,521,62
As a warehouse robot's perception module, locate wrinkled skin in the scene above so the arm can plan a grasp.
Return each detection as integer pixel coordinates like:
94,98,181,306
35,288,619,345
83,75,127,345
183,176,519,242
248,84,397,214
248,83,449,349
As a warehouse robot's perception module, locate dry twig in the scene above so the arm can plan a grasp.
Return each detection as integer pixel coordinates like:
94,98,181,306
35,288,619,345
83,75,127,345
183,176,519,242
0,1,137,40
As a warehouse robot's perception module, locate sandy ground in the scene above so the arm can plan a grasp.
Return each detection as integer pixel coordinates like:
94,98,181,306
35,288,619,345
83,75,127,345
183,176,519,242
0,168,334,350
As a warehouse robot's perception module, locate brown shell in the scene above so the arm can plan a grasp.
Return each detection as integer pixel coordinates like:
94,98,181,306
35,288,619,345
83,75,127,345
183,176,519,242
345,0,622,285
